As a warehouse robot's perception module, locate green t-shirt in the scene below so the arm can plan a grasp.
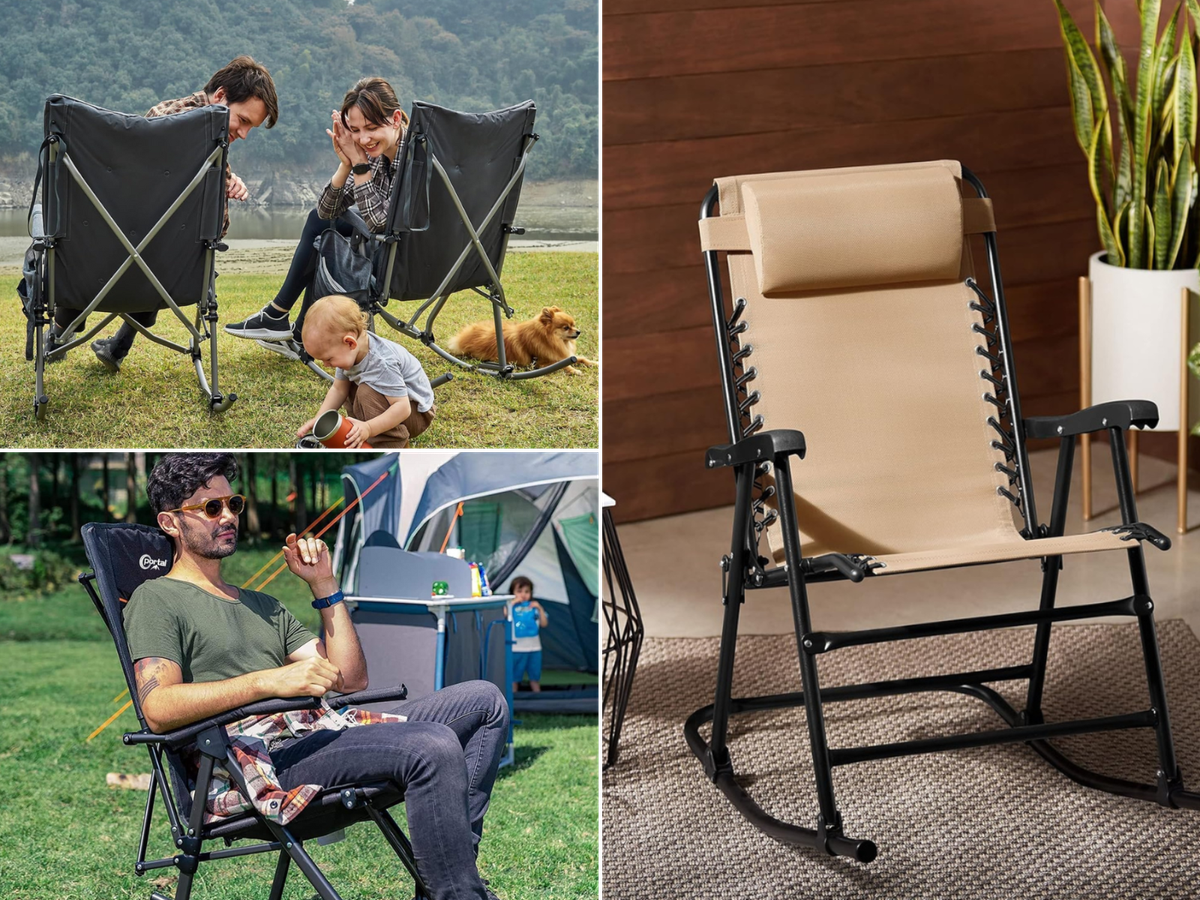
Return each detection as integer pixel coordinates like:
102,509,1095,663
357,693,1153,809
123,577,317,684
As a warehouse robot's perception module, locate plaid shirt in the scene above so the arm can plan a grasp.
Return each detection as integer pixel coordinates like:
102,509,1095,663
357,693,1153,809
146,91,231,237
317,151,395,233
189,701,406,825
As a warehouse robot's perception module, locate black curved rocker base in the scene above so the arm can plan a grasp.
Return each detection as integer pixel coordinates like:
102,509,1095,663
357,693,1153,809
684,673,1200,862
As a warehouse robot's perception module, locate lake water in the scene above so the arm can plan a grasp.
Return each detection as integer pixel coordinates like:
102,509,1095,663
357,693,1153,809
0,204,597,243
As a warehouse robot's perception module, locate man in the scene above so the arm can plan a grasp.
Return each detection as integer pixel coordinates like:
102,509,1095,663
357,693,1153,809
123,453,507,900
50,57,279,371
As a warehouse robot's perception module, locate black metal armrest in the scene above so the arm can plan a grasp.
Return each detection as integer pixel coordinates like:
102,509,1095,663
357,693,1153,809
706,429,806,469
327,683,408,710
1024,400,1158,440
124,684,411,748
125,696,325,748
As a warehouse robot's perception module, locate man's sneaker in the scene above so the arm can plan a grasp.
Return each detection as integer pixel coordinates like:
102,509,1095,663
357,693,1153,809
225,308,293,341
255,339,301,362
90,336,123,373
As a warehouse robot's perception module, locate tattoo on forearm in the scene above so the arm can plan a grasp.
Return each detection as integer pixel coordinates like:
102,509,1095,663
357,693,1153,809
135,657,168,706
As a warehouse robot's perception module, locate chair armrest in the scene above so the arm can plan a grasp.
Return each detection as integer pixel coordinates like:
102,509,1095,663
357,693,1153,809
327,683,408,709
125,684,412,748
705,429,806,470
125,696,325,748
1024,400,1158,440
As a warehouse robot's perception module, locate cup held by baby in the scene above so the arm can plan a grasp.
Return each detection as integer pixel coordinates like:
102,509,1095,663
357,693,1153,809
312,410,373,449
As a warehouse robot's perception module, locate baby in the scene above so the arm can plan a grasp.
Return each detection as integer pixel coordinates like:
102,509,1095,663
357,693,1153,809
297,294,436,448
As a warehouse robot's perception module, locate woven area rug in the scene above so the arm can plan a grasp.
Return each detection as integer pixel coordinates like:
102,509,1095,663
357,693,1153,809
602,620,1200,899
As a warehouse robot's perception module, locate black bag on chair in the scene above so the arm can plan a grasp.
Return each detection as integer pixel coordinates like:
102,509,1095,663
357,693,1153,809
312,226,375,306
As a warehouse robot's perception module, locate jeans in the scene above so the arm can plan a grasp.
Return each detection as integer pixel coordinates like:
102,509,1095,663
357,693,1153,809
274,207,360,312
269,680,508,900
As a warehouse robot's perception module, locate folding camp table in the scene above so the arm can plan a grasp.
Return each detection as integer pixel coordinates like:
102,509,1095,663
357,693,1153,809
348,593,517,768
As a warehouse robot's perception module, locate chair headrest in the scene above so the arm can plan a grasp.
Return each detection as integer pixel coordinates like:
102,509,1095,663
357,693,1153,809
82,523,174,606
739,162,965,294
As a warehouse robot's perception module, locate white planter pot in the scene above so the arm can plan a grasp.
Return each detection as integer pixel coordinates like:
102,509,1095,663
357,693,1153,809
1088,251,1200,432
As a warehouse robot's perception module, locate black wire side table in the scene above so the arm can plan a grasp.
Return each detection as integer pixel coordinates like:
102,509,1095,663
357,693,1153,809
602,496,643,769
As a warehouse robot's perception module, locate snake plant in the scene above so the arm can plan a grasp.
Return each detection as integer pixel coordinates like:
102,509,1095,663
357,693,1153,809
1054,0,1200,270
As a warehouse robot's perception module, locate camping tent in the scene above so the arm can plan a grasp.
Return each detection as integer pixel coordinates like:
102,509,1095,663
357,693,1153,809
333,451,600,712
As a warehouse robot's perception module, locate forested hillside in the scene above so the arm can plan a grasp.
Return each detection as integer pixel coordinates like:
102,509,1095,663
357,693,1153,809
0,0,597,181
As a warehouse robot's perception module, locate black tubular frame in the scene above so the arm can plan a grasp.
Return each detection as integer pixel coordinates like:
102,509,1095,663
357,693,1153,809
602,505,644,769
79,571,427,899
685,167,1200,863
28,127,236,420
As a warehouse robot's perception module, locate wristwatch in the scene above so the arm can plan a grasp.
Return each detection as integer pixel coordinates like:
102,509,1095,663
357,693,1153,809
350,162,372,176
312,589,345,610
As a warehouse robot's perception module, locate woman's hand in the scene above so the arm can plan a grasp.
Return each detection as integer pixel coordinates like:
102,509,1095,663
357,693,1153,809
327,111,367,168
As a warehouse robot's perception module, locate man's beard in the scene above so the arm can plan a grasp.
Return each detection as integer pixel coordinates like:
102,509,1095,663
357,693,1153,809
179,516,239,560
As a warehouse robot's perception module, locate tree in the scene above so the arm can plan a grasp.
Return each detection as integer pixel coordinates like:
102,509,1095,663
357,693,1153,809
124,452,137,524
28,456,41,548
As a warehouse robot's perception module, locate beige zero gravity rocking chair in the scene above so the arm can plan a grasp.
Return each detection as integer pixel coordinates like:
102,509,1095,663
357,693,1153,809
685,160,1200,862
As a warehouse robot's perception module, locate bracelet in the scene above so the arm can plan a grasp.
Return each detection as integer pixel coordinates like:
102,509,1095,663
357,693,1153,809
312,589,345,610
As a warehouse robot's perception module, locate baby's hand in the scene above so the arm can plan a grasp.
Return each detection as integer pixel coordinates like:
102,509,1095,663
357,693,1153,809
296,417,318,439
344,417,371,448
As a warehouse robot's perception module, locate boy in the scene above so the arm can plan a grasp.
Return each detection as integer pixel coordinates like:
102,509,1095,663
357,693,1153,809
509,576,548,693
296,294,435,448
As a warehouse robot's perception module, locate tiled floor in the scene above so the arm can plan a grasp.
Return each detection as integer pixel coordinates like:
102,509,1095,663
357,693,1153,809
614,445,1199,638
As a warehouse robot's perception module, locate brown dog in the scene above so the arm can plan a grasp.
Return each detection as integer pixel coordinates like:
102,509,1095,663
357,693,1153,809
447,306,596,375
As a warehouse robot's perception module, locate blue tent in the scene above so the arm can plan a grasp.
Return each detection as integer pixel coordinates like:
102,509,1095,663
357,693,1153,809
334,452,600,714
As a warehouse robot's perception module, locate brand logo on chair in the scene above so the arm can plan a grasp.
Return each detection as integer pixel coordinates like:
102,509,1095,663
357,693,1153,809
139,554,168,571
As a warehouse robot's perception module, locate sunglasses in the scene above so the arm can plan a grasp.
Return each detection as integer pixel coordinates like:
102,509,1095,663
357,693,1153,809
166,494,246,519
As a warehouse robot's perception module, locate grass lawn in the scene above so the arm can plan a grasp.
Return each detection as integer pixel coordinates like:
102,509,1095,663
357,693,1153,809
0,252,597,449
0,547,599,899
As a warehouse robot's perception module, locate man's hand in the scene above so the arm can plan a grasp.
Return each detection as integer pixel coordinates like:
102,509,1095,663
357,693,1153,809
226,172,250,202
267,656,343,698
344,417,371,449
296,416,318,439
283,534,336,591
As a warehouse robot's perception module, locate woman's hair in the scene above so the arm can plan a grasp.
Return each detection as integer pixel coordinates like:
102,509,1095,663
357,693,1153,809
204,56,279,128
302,295,369,342
340,77,410,130
148,453,239,516
509,576,534,594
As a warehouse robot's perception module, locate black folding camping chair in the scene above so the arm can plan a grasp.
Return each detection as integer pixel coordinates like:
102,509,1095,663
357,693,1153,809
21,95,237,420
79,522,425,900
687,160,1200,862
283,100,576,383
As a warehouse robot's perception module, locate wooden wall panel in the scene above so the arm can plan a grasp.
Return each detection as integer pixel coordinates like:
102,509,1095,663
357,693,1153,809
602,0,1188,523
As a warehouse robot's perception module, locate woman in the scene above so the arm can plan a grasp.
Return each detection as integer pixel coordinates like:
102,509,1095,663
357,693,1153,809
224,77,409,350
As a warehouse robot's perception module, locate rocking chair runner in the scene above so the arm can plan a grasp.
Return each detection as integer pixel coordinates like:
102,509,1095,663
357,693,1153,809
686,159,1200,862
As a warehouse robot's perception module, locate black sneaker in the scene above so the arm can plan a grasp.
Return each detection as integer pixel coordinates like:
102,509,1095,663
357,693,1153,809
44,327,79,364
225,307,293,341
254,339,302,362
90,336,123,373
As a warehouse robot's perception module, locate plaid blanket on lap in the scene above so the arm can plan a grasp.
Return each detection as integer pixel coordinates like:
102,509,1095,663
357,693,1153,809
189,702,406,825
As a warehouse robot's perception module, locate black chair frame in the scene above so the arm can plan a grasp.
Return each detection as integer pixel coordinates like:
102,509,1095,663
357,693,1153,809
287,102,576,383
602,505,643,769
26,100,237,420
685,169,1200,862
80,523,426,899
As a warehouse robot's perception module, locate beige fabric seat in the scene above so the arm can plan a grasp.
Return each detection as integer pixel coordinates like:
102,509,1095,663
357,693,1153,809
700,160,1129,576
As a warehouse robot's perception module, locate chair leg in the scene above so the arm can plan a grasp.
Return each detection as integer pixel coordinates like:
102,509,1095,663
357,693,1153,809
707,464,754,771
365,804,428,898
276,828,342,900
267,848,290,900
772,458,845,847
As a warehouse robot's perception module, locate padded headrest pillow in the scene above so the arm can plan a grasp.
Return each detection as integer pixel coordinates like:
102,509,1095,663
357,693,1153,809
741,164,964,295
